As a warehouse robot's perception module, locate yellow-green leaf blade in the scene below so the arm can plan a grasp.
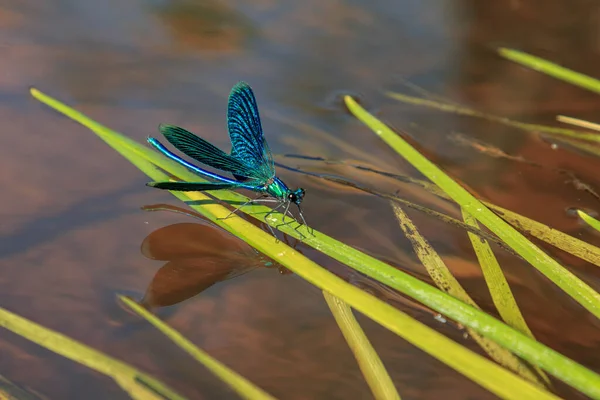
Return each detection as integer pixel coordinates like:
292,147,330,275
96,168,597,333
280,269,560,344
120,296,277,400
0,306,186,400
344,94,600,320
498,48,600,95
323,292,401,400
462,209,550,385
576,210,600,233
392,203,542,386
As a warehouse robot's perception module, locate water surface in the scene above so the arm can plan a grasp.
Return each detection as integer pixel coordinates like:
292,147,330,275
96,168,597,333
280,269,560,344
1,1,600,399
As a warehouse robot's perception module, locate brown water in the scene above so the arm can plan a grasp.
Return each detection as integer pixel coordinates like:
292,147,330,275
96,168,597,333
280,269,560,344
1,1,600,399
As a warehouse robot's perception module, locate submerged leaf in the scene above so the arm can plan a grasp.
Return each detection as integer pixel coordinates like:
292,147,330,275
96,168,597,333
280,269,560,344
0,305,186,400
0,375,48,400
121,297,278,400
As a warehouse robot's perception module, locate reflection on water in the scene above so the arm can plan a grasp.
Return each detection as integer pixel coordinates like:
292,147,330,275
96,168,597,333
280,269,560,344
140,222,260,308
138,215,276,309
1,0,600,399
149,0,258,52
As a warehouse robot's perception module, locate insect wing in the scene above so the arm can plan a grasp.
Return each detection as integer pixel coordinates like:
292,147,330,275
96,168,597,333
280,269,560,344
227,82,275,180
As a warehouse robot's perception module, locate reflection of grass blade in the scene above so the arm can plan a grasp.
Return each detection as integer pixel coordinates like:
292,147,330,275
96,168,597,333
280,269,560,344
544,135,600,158
386,91,600,143
0,374,47,400
29,88,595,399
345,94,600,319
323,292,400,400
120,296,277,400
498,48,600,95
0,306,186,400
461,210,550,385
576,210,600,233
392,203,542,386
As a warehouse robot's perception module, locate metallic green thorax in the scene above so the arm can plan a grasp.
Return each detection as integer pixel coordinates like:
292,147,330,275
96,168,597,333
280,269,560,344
265,177,305,205
265,177,289,199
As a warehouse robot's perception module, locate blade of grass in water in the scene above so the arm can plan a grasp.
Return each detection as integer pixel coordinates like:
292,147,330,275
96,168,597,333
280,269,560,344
490,204,600,268
120,296,277,400
344,94,600,320
30,88,599,399
323,292,401,400
557,115,600,132
498,48,600,95
0,375,47,400
461,209,550,385
545,135,600,159
342,94,600,398
386,91,600,143
0,305,186,400
391,203,543,386
576,210,600,233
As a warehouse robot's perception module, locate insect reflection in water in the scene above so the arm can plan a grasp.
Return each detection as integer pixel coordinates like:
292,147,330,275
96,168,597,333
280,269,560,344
138,204,290,310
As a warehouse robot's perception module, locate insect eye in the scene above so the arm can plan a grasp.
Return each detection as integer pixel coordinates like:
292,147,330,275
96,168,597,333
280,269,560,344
288,193,297,201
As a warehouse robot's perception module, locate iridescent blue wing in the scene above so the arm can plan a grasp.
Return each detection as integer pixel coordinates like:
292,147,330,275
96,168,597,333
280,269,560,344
227,82,275,181
159,124,260,180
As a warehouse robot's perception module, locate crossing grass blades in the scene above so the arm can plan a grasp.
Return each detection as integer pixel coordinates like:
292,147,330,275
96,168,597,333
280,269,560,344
147,81,312,238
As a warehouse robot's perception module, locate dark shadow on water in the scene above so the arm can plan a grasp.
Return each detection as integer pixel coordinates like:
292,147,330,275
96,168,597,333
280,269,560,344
115,207,287,335
137,221,276,310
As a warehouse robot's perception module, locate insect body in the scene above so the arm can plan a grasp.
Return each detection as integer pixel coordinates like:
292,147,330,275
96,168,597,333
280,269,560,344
146,82,308,233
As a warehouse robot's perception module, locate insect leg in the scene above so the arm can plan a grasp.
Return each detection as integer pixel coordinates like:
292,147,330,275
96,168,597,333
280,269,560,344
264,201,286,222
218,193,266,220
296,204,314,236
263,201,288,239
274,202,306,239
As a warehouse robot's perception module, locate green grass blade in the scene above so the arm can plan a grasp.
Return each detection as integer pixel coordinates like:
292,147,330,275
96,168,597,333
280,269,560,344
392,203,542,386
498,48,600,95
30,88,599,399
489,204,600,268
576,210,600,233
0,306,186,400
120,296,277,400
344,94,600,319
343,94,600,398
462,209,550,385
323,292,401,400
